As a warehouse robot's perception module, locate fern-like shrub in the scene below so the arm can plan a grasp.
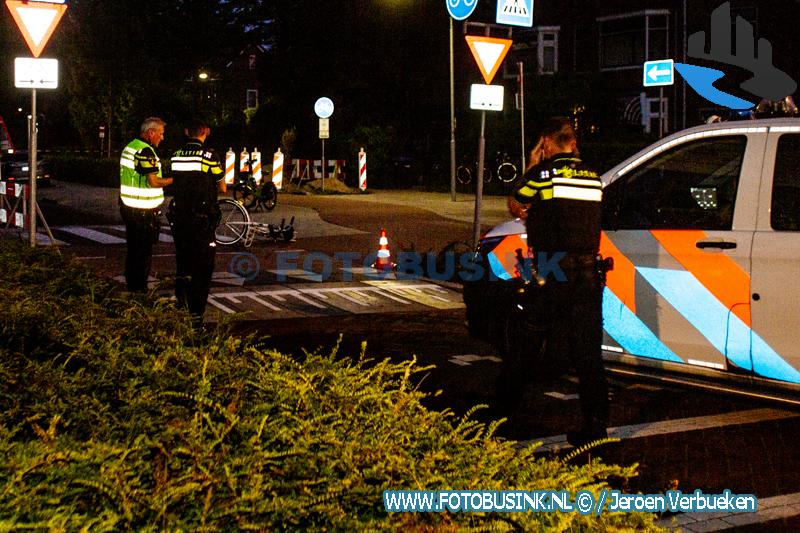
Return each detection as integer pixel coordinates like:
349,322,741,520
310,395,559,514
0,240,661,531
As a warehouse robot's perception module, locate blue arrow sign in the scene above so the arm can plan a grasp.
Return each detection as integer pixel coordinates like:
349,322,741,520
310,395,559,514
446,0,479,20
643,59,674,87
496,0,534,27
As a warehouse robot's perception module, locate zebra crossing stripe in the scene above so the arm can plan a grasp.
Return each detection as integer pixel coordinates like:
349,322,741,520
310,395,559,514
58,226,125,244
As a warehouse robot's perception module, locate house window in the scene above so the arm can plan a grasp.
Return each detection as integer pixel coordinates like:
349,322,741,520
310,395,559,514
536,27,559,74
246,89,258,109
248,54,257,70
503,26,559,79
598,10,669,70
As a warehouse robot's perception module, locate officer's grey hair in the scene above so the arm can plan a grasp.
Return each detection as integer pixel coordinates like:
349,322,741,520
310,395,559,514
140,117,166,134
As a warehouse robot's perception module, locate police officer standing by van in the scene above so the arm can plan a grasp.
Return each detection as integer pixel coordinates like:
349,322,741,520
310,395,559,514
504,117,609,447
119,117,173,293
168,119,226,323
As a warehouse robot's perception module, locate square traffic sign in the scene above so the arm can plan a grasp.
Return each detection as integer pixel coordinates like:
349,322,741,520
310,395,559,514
15,57,58,89
496,0,534,27
643,59,675,87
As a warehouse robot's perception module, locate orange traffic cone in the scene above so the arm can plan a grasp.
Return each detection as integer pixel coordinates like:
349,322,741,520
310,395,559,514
373,228,394,271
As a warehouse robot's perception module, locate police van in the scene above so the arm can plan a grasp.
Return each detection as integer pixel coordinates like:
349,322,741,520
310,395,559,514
463,118,800,403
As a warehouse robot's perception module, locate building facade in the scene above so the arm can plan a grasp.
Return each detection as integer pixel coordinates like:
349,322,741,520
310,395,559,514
504,0,800,134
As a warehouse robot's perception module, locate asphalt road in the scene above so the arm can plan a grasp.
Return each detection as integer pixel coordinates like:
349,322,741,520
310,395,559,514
9,181,800,531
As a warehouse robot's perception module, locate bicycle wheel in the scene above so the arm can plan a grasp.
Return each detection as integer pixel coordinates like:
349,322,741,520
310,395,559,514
216,199,248,245
482,166,493,183
233,184,257,209
456,165,472,185
497,161,518,183
259,181,278,211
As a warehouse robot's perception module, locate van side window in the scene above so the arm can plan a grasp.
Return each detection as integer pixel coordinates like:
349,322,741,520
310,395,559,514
771,134,800,231
602,136,746,230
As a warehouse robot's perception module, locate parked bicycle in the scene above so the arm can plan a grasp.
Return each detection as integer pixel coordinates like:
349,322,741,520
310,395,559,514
495,152,518,183
232,170,278,211
215,198,294,247
456,152,518,185
456,160,492,185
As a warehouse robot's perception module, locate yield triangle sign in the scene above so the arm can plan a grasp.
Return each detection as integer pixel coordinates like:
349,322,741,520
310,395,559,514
465,35,512,84
5,0,68,58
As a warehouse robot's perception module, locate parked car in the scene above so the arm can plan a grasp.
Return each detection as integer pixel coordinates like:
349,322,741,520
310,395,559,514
464,118,800,401
0,150,51,186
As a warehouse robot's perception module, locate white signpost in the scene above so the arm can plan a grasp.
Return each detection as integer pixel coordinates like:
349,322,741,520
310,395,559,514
464,34,512,248
314,97,334,191
6,0,67,248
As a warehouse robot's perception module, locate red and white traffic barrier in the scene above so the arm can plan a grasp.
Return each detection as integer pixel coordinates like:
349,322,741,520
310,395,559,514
239,147,249,176
224,148,235,184
273,148,284,190
0,182,27,228
358,148,367,191
251,147,262,184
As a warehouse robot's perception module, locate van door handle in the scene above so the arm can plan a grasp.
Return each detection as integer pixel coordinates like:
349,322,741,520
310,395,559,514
696,240,737,250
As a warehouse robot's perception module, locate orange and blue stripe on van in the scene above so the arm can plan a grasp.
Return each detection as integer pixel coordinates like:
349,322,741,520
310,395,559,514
486,230,800,384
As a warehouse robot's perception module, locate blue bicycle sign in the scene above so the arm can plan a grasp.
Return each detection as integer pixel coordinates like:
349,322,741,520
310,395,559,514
446,0,478,21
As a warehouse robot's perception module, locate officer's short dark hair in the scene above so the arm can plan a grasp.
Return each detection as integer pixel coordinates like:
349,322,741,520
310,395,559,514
540,117,576,149
186,119,210,138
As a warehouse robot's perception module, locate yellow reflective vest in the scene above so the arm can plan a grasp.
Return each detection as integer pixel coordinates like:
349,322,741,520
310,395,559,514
119,138,164,209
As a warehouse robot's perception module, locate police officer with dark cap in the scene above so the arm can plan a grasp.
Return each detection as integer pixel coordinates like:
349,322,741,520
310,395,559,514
503,117,610,447
168,119,226,323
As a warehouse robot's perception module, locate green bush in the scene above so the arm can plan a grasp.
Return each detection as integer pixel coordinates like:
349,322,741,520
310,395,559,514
0,241,660,531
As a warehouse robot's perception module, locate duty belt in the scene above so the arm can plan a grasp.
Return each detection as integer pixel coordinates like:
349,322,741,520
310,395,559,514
556,253,597,269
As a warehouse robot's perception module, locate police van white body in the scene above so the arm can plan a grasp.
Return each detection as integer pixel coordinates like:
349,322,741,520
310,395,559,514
465,118,800,402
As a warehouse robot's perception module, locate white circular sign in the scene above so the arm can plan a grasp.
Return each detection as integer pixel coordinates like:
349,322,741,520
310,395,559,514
314,97,334,119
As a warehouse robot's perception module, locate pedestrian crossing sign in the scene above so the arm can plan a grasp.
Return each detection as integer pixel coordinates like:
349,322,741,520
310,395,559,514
496,0,533,27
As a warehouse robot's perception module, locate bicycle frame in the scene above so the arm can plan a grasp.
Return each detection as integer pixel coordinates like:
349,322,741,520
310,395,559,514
215,198,293,247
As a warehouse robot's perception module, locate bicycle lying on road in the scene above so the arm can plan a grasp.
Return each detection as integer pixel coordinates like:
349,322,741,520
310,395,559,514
232,170,278,211
215,198,294,247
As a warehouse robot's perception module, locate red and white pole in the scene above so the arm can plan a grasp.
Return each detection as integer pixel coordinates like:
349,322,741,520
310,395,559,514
358,147,367,191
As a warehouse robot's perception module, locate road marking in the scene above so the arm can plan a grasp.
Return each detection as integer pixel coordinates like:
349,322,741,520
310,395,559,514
204,283,468,319
520,408,800,453
657,491,800,531
266,269,323,282
544,392,580,401
448,354,502,367
212,271,247,287
363,281,465,309
57,226,125,244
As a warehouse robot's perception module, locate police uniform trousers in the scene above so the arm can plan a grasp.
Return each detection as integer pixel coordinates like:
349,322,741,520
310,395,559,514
119,200,160,293
498,257,609,433
170,205,218,319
